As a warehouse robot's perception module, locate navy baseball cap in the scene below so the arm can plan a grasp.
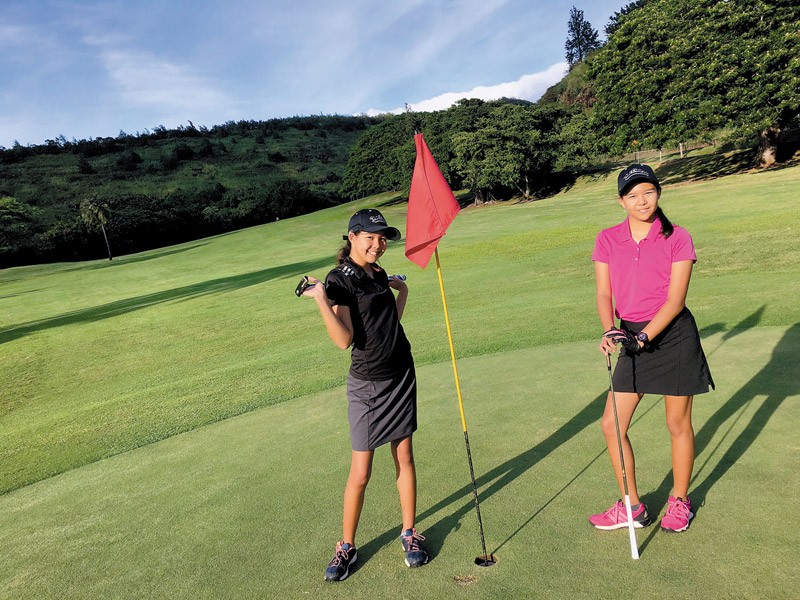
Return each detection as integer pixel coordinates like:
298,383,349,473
345,208,401,241
618,164,660,195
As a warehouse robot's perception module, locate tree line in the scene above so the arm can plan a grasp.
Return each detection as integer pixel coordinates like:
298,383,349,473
1,0,798,267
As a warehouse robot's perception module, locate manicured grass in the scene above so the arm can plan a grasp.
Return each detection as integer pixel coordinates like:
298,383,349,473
0,328,797,598
1,162,799,597
2,168,799,495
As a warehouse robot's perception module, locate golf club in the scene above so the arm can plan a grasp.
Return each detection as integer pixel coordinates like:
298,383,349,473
606,352,640,560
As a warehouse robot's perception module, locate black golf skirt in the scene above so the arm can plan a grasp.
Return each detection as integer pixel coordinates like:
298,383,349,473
346,365,417,451
613,308,715,396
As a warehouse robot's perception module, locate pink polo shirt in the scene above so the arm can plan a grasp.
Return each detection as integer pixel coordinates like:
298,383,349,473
592,218,697,322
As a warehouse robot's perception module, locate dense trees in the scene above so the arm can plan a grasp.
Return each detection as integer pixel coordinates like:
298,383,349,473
342,99,569,204
0,115,378,267
588,0,800,165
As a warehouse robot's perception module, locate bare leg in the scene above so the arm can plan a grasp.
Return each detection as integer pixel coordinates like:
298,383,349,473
664,395,694,498
343,450,374,545
391,436,417,531
600,391,644,504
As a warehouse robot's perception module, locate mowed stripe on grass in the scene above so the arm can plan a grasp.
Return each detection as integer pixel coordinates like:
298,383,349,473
1,327,798,598
2,166,799,495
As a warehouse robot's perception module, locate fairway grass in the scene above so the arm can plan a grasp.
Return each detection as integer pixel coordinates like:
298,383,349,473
2,163,800,597
1,329,798,598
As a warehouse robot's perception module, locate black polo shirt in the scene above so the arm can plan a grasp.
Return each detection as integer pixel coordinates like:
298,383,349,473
325,257,413,381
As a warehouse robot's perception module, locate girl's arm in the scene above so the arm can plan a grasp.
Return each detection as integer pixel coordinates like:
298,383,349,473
594,261,617,355
388,278,408,320
639,260,693,344
303,277,354,349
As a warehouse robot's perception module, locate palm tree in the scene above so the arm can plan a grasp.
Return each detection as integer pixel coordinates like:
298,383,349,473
80,196,113,261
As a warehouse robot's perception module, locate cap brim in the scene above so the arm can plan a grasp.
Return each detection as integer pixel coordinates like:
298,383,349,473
350,226,402,241
619,177,658,195
379,227,402,241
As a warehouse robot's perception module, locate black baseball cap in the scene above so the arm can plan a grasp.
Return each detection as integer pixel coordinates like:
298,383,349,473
345,208,401,241
618,164,660,195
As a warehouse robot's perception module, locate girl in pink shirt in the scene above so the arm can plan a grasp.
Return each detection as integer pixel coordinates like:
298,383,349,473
590,164,714,533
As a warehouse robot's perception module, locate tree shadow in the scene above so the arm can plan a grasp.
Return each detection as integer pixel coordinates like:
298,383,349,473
655,149,753,186
0,244,210,283
74,243,211,271
0,288,45,300
0,257,331,344
638,320,798,553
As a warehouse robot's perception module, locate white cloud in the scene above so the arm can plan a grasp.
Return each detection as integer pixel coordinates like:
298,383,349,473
364,61,568,115
97,49,235,114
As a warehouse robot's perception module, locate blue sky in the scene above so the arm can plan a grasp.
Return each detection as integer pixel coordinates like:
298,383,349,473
0,0,624,148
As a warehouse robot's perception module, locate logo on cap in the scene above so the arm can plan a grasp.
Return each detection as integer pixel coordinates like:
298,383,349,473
623,167,649,181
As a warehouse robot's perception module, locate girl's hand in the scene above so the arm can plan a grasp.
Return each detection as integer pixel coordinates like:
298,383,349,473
301,276,326,301
604,327,641,353
600,328,624,355
599,334,618,355
388,277,407,293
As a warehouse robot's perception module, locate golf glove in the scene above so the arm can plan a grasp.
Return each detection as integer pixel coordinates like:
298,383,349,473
603,328,640,353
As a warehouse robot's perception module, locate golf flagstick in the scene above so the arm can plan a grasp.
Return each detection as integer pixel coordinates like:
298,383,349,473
435,248,494,566
606,352,640,560
405,131,494,565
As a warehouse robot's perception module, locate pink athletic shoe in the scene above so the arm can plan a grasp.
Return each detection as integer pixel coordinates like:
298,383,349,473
660,496,693,532
589,500,653,530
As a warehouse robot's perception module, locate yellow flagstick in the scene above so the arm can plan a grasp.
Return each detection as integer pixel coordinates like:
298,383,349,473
434,248,495,567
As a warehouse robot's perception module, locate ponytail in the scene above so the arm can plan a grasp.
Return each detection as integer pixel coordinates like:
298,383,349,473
655,206,674,238
337,239,352,264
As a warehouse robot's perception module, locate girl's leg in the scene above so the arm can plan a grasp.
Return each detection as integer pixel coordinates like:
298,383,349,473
390,435,416,531
664,395,694,498
600,391,644,503
343,450,375,545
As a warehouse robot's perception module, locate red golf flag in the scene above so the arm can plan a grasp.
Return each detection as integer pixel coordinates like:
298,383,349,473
405,133,460,268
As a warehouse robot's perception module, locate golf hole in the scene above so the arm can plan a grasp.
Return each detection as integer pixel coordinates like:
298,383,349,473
474,554,498,567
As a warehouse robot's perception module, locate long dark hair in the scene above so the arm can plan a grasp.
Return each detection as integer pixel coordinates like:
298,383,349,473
655,206,674,238
337,239,351,264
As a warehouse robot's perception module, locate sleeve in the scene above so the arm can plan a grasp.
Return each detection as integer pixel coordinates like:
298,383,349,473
670,227,697,263
591,230,610,263
324,269,351,307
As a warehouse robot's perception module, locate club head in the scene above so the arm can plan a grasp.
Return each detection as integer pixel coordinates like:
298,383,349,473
294,276,315,297
474,554,497,567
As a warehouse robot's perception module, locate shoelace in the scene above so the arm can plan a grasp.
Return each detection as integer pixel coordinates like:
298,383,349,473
403,531,426,552
605,501,625,521
331,544,351,566
665,499,690,518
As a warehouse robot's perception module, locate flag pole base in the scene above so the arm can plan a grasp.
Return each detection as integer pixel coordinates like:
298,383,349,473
474,554,498,567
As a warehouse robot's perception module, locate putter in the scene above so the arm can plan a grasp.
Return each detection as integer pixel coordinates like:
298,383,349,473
606,352,640,560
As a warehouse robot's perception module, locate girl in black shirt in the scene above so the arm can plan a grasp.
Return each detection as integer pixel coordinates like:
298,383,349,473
301,209,428,581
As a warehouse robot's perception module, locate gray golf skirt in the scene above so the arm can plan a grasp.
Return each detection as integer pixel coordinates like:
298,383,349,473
613,308,715,396
346,365,417,451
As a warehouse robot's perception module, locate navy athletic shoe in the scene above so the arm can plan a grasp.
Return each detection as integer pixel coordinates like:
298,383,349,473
324,541,357,582
400,528,429,568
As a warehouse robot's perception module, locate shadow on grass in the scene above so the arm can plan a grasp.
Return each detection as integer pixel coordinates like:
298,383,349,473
638,318,797,555
71,243,211,272
0,257,331,344
656,149,753,186
0,288,45,300
359,387,615,565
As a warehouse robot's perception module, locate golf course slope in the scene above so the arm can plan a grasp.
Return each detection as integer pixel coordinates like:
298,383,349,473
1,163,799,598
